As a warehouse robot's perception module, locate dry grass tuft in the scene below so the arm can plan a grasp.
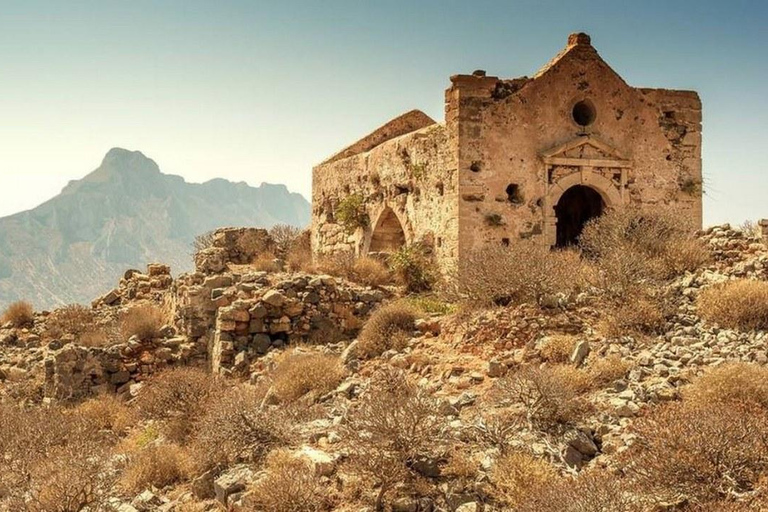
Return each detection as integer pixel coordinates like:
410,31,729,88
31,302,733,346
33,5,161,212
74,393,136,435
285,230,313,272
355,302,416,358
252,251,280,272
599,293,669,337
1,300,34,328
490,451,558,509
120,444,193,494
585,355,631,388
120,304,166,341
77,327,113,347
350,256,393,287
539,335,577,363
247,449,335,512
318,253,393,287
697,279,768,331
685,362,768,407
270,349,346,403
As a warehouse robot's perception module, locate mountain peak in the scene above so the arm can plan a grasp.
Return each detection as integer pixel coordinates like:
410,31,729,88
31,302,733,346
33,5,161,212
101,147,159,171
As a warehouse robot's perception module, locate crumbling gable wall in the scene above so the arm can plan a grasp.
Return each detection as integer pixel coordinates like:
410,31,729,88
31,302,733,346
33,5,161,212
451,33,702,254
312,120,460,272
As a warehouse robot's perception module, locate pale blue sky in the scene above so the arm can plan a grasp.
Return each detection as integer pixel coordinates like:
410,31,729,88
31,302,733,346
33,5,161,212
0,0,766,225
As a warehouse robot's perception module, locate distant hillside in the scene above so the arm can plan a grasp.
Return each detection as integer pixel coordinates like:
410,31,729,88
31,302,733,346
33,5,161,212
0,148,310,309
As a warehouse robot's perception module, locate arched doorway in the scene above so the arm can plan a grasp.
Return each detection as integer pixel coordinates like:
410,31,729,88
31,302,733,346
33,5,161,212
555,185,604,247
369,208,406,254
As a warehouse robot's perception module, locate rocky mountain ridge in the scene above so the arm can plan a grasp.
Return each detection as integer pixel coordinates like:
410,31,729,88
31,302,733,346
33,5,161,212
0,148,310,309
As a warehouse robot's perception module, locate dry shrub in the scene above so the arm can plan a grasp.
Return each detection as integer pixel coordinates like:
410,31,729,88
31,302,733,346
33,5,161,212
192,230,215,255
247,449,334,512
238,229,274,258
389,243,438,293
470,409,523,453
270,349,345,403
495,365,590,429
343,368,444,509
356,302,416,358
0,403,115,511
73,393,136,434
685,362,768,407
318,253,393,287
515,471,638,512
681,499,768,512
697,279,768,331
490,451,558,508
457,242,587,307
625,401,768,502
539,335,576,363
580,208,710,296
190,383,291,471
600,293,668,337
135,367,216,442
120,444,193,494
120,303,165,341
1,300,34,327
443,448,478,480
286,229,313,272
585,355,631,388
269,224,304,259
351,256,392,287
252,251,280,272
45,304,95,340
77,327,113,347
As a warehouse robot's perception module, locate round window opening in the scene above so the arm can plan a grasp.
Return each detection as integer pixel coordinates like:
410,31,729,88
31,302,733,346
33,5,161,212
572,100,596,127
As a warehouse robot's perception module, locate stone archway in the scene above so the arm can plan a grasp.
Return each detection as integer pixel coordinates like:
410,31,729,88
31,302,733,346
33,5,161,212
555,185,604,247
368,207,406,255
543,171,624,247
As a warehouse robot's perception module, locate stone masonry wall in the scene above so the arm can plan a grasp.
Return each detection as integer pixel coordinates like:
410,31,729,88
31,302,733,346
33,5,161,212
312,33,703,277
44,228,386,398
452,34,702,255
312,121,460,274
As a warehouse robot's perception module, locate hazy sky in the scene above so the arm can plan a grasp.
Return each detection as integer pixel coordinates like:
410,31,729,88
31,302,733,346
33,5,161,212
1,0,766,225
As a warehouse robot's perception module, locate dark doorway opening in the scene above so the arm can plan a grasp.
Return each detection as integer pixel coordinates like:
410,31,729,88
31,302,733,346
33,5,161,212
555,185,604,247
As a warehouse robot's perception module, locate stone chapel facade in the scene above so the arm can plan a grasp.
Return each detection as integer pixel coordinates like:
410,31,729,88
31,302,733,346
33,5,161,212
312,33,703,275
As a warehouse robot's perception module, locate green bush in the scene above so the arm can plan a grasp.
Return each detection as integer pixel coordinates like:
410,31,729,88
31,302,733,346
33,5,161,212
388,244,437,293
335,194,369,233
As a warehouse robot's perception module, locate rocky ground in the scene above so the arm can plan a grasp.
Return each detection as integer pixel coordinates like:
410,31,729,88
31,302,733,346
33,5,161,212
1,224,768,512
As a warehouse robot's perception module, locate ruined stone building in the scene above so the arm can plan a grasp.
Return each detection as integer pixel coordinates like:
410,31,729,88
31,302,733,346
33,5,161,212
312,33,702,275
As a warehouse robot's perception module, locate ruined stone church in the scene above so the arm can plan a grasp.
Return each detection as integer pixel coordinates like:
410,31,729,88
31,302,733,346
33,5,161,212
312,33,702,274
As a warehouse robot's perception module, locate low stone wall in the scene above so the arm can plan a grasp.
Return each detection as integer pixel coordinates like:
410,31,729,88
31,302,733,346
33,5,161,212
40,228,387,398
209,274,384,375
44,330,204,400
92,263,174,308
173,269,385,375
194,227,274,274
